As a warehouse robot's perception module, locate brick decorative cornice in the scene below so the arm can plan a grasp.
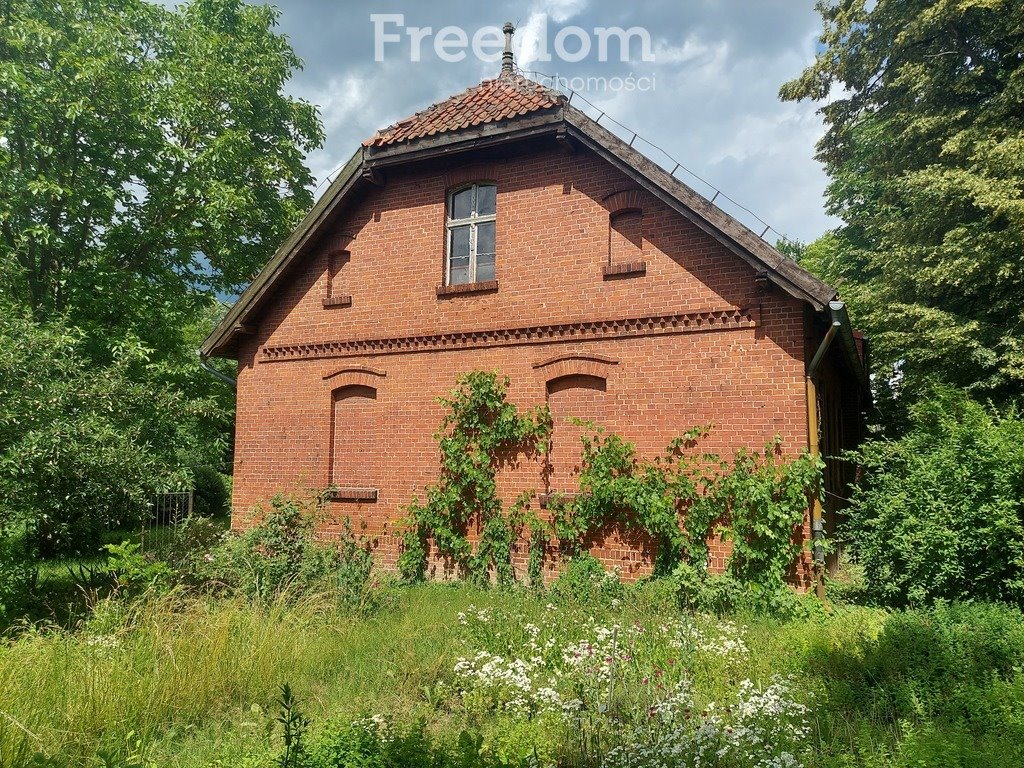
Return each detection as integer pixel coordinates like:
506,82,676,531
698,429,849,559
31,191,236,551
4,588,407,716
260,306,760,363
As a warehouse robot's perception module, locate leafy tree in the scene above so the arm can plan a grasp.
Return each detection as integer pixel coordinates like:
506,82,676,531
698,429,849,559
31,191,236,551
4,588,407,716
781,0,1024,416
0,0,322,331
843,387,1024,607
0,301,225,556
0,0,323,562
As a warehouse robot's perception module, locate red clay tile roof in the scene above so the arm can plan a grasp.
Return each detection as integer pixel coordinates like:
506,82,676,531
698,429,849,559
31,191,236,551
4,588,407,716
363,74,565,148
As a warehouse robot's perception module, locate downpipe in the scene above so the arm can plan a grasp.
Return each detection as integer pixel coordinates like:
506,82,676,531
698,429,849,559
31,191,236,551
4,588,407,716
806,300,845,599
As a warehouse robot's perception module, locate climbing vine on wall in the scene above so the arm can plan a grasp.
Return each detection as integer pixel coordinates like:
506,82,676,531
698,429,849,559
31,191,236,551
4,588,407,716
398,371,551,586
400,371,822,591
712,438,823,586
549,422,823,587
547,424,712,575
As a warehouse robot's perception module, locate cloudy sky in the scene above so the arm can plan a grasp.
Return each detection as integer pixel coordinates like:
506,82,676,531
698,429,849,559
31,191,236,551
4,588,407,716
267,0,836,243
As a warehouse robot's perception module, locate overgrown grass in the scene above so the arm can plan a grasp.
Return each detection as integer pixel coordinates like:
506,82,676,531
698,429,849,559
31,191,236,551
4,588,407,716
22,518,231,629
1,583,1022,767
0,585,487,766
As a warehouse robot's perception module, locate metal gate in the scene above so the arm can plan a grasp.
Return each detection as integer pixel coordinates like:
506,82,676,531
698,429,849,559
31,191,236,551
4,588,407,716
141,491,193,551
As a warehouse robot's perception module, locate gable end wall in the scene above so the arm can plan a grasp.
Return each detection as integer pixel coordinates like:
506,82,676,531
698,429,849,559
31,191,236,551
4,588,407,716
230,143,812,585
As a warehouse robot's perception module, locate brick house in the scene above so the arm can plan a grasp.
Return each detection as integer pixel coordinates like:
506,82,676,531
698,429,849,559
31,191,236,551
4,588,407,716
201,52,869,585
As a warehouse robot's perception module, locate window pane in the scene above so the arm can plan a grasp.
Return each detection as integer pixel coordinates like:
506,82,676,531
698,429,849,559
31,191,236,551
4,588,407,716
449,256,470,285
476,184,496,216
476,253,495,282
450,225,471,257
451,187,474,220
476,221,495,257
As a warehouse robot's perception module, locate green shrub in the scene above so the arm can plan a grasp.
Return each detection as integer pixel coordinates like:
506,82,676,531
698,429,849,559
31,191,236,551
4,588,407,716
104,540,172,596
671,562,820,619
297,718,519,768
191,466,230,518
100,516,228,598
0,531,35,626
165,515,227,583
844,387,1024,607
811,602,1024,740
871,603,1024,699
206,492,374,608
0,310,211,559
548,553,625,606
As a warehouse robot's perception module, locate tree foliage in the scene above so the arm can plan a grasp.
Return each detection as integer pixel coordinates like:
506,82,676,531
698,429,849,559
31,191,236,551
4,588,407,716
0,0,323,559
782,0,1024,415
844,387,1024,607
0,0,322,328
0,301,226,555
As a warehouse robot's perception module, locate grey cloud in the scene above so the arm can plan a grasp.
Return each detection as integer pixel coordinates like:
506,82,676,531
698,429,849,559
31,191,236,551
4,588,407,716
267,0,836,241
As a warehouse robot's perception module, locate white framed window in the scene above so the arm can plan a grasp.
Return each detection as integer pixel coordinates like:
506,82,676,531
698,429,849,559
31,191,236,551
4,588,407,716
446,183,496,285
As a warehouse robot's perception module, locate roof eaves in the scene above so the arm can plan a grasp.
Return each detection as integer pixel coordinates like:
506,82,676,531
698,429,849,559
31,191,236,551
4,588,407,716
364,108,565,166
200,147,365,357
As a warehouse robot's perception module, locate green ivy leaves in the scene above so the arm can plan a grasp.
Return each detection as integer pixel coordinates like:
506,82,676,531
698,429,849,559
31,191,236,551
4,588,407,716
400,371,822,592
399,372,551,586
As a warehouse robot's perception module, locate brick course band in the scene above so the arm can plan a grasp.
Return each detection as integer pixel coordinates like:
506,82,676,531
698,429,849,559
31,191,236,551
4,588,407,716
259,306,761,363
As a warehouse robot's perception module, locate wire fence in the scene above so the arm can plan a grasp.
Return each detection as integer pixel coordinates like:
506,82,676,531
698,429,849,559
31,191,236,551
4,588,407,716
141,491,193,552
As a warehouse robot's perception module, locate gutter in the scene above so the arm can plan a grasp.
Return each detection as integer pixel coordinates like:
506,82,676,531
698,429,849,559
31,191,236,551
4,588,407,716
806,300,847,599
199,351,236,389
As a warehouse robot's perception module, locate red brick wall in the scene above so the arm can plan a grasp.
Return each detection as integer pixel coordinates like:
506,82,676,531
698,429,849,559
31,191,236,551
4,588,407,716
230,142,813,585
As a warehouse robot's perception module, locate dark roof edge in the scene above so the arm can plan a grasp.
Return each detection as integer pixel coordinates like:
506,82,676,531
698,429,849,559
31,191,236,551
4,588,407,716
830,300,872,396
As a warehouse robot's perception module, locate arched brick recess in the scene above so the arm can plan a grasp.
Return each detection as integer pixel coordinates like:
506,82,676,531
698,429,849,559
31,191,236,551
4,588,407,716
321,232,356,308
533,352,618,384
610,210,643,264
602,188,646,214
545,373,609,494
329,383,379,492
322,365,386,390
324,250,352,307
442,162,500,191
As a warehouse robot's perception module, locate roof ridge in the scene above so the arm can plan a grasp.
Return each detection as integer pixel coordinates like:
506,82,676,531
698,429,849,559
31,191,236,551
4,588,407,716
363,73,565,148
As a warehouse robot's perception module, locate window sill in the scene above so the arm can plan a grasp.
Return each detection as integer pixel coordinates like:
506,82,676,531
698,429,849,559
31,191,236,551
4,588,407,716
602,261,647,279
323,294,352,308
436,279,498,298
328,487,378,502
